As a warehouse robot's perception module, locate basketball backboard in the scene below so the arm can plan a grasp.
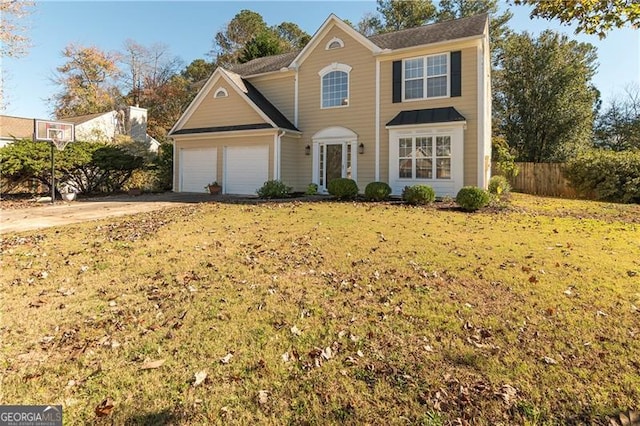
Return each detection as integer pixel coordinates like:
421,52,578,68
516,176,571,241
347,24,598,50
34,120,75,149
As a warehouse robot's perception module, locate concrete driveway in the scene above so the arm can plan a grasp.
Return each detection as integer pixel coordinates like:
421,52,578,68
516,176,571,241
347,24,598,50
0,192,219,234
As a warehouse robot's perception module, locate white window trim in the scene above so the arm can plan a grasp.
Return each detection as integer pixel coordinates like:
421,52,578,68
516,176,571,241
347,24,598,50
214,87,228,98
318,63,352,110
402,52,450,102
388,122,465,197
325,37,344,50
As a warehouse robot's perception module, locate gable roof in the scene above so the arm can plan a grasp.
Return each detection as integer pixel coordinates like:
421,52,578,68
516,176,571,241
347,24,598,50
386,107,466,127
61,111,110,125
228,13,488,77
368,13,487,50
169,68,298,136
0,115,33,140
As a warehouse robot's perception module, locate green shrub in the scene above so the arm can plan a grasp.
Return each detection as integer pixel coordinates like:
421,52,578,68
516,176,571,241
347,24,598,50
327,178,358,200
364,181,392,201
456,186,490,211
153,142,174,191
488,175,511,196
305,183,318,196
257,180,292,199
564,149,640,203
402,184,435,205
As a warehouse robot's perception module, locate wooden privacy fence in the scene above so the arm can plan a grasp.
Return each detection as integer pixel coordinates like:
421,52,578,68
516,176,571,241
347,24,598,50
492,162,577,198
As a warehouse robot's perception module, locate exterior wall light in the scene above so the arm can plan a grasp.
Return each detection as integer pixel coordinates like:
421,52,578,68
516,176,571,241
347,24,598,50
358,143,364,154
305,145,311,155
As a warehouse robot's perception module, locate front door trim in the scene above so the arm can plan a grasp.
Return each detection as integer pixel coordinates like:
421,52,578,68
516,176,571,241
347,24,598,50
311,126,358,192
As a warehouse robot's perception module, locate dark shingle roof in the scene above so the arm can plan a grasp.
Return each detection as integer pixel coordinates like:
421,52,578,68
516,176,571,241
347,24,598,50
228,14,487,77
171,123,273,135
61,111,109,125
242,79,298,131
369,13,487,50
386,107,466,127
229,51,299,76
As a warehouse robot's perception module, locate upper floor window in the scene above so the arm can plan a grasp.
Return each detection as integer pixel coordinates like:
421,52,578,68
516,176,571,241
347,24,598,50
214,87,228,98
403,53,449,100
325,37,344,50
319,63,352,109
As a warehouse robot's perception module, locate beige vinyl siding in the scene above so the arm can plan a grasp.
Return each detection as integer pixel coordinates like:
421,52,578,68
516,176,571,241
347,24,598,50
250,74,295,123
172,134,275,190
379,44,479,186
279,135,309,191
297,26,377,189
183,81,267,129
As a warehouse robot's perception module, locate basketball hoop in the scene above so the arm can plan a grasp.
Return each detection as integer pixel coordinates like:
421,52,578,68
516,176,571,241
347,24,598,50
33,119,75,204
51,131,70,151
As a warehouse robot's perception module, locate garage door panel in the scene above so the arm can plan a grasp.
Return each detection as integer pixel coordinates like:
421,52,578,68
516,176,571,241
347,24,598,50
180,148,217,192
225,146,269,195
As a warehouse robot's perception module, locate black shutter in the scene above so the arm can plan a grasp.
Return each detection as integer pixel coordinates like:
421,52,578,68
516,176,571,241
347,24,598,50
450,51,461,97
392,60,402,103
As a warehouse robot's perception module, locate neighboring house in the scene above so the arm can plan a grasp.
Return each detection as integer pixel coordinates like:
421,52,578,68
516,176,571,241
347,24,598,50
1,106,160,151
64,106,160,152
0,115,35,147
169,13,491,196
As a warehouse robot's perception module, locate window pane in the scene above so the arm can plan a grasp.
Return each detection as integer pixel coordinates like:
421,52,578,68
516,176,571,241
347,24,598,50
415,137,431,157
436,158,451,179
322,71,348,108
427,54,447,76
427,76,447,97
399,138,412,158
416,158,432,179
436,136,451,156
399,159,412,178
404,58,424,79
405,79,423,99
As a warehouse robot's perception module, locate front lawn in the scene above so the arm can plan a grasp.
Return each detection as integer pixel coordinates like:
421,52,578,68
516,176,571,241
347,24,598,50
1,194,638,424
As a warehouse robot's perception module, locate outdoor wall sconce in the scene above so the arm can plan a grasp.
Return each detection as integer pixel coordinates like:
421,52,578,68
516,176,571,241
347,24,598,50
305,145,311,155
358,143,365,154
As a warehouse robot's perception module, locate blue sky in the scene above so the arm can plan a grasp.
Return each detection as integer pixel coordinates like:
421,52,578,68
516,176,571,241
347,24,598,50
2,1,639,119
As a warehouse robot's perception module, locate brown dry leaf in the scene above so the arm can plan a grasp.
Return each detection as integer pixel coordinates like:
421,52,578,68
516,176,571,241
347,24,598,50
140,359,165,370
95,397,114,417
542,356,558,365
528,275,538,284
257,390,268,405
609,410,640,426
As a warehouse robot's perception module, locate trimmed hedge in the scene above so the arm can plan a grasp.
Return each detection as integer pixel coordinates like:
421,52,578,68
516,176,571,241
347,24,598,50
257,180,292,199
364,181,392,201
564,149,640,203
402,184,435,205
456,186,490,211
327,178,358,200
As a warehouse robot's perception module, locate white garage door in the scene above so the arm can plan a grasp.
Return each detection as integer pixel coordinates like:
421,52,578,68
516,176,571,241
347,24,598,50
180,147,217,192
225,145,269,195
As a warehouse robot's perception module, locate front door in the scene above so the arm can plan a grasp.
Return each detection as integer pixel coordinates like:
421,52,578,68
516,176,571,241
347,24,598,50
315,141,356,192
325,144,343,188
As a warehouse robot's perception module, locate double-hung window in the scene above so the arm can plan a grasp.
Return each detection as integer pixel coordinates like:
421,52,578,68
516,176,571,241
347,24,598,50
398,135,451,179
403,53,448,100
319,63,351,109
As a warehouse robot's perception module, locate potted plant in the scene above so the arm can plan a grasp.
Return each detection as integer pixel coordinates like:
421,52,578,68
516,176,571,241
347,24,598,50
205,182,222,195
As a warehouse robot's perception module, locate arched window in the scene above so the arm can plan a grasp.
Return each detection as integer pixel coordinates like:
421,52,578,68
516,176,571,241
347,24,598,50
325,37,344,50
214,87,228,98
318,63,352,109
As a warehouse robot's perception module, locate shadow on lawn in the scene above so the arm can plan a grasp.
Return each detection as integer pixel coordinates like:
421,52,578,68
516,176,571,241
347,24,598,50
124,408,184,425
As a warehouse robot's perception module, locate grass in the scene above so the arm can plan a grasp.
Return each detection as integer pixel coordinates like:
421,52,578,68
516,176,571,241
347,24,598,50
1,193,639,425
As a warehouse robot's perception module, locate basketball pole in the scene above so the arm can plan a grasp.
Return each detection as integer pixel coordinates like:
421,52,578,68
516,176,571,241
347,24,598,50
50,142,55,205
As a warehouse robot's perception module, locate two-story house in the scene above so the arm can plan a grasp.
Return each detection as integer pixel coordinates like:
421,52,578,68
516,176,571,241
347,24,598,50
169,13,491,196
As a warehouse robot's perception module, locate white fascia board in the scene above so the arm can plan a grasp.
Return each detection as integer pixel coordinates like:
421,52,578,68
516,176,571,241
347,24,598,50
385,121,466,131
169,69,224,135
373,35,483,59
171,128,278,140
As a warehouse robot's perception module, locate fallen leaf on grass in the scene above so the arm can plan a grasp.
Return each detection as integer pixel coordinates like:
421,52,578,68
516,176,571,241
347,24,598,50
290,325,302,336
140,359,165,370
220,353,233,364
496,384,518,406
528,275,538,284
193,370,207,386
257,390,268,405
542,356,557,365
95,397,114,417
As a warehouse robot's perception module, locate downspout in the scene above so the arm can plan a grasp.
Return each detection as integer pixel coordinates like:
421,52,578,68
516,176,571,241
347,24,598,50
375,58,380,181
171,137,177,192
294,66,299,128
274,130,285,180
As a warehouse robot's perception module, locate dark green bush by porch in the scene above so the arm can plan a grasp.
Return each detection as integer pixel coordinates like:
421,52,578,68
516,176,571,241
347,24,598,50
327,178,358,200
257,180,292,199
564,149,640,203
456,186,490,211
402,184,435,205
364,181,392,201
